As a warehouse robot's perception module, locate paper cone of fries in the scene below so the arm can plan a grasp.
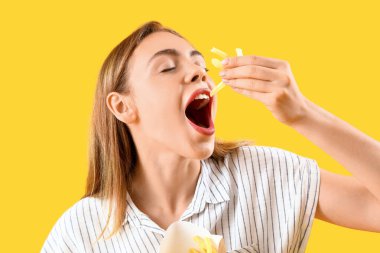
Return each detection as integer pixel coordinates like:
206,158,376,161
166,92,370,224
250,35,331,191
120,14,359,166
159,221,226,253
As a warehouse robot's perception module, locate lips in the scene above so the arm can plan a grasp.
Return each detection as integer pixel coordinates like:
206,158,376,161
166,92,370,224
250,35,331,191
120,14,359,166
185,88,215,135
185,88,213,109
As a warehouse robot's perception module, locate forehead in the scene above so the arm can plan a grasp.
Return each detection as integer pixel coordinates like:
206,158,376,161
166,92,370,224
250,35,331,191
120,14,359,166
132,31,197,63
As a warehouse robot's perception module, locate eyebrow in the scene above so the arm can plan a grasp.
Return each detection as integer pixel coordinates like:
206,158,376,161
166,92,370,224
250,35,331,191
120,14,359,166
147,48,204,66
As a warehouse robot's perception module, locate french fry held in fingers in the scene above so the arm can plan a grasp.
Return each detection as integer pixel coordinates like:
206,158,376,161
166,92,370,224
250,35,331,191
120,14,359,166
209,47,244,97
211,58,223,69
159,221,226,253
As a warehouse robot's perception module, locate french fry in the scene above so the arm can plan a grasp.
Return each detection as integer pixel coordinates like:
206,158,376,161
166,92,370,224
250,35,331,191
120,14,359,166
205,237,213,253
236,48,243,56
210,47,244,97
210,81,225,97
188,249,201,253
211,58,223,69
210,47,228,58
189,235,218,253
159,221,225,253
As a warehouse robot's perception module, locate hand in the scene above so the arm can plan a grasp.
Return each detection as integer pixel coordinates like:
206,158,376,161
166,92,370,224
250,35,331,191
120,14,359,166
219,55,309,126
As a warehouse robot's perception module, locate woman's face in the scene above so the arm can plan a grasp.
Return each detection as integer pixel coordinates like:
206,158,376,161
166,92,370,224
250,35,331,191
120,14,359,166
127,31,217,159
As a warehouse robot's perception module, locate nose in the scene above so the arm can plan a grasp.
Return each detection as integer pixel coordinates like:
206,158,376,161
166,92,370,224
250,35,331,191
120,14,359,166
184,64,207,84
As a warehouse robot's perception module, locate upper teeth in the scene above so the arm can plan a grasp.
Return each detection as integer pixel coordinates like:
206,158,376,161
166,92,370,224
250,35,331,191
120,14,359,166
194,93,210,100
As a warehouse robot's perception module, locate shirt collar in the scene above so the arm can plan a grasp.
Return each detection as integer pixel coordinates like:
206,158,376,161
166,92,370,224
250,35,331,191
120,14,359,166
201,159,231,204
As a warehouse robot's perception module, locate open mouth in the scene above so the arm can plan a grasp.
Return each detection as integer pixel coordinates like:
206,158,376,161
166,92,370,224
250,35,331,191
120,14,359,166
185,93,213,129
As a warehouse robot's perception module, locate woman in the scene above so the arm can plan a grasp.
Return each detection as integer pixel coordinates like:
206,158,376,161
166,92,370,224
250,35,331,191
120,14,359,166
41,21,380,253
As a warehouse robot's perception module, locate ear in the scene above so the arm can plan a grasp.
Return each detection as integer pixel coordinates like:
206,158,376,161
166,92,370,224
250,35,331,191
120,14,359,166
106,92,138,124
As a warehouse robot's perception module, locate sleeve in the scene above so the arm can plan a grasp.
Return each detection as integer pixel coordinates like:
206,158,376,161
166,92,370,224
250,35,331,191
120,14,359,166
232,145,321,253
40,210,78,253
290,152,321,253
246,145,320,253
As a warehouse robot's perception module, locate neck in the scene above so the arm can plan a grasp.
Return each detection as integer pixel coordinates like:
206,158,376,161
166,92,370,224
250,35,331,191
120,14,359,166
130,148,201,218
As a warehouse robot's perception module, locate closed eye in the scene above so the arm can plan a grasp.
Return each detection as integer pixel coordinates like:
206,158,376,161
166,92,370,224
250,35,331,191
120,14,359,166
161,66,209,73
161,67,176,73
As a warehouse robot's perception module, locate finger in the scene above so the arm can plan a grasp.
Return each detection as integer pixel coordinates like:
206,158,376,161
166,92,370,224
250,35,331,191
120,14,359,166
223,55,285,69
223,78,274,93
221,65,282,81
231,87,272,105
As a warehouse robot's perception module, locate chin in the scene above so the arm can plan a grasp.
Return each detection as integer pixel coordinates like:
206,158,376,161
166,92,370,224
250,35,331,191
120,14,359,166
188,139,215,160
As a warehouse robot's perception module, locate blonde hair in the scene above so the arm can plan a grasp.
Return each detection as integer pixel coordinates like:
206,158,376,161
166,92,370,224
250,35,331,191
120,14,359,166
82,21,254,240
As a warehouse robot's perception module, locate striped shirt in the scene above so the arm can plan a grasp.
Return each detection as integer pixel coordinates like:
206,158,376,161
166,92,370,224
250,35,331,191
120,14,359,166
41,145,320,253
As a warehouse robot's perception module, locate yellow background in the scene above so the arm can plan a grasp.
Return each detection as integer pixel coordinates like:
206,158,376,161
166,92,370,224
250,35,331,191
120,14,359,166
1,0,379,252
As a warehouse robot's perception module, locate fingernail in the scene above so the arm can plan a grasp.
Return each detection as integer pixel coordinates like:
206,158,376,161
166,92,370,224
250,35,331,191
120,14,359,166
221,58,229,65
219,71,226,77
222,79,229,84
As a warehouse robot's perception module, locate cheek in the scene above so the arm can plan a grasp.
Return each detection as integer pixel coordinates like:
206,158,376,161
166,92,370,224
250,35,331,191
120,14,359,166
134,81,184,128
141,94,181,125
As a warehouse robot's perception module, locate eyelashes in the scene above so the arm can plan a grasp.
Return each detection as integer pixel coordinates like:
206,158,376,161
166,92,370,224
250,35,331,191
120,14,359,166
161,67,176,73
161,67,209,73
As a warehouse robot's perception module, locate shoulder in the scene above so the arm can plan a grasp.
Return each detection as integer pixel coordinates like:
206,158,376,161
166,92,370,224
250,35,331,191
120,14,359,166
41,197,106,252
218,145,320,191
229,144,306,163
55,197,105,228
227,144,319,174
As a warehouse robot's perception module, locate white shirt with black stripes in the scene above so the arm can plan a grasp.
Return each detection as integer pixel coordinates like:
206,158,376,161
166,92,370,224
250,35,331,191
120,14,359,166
41,145,320,253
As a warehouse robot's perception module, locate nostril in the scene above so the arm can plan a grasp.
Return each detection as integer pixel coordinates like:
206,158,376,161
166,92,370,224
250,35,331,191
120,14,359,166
191,75,199,82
